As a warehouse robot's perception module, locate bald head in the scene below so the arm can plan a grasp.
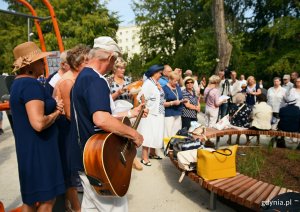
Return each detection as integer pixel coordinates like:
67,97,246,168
163,65,172,78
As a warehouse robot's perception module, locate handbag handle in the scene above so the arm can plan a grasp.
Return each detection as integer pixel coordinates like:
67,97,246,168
231,104,245,118
213,148,232,156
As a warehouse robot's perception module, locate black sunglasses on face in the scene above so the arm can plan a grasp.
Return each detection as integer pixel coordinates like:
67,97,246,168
186,81,194,84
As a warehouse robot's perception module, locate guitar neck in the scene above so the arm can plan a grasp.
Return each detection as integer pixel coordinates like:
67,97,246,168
132,105,145,130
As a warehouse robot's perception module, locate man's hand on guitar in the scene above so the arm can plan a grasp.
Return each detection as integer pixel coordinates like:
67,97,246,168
131,103,149,118
132,131,143,148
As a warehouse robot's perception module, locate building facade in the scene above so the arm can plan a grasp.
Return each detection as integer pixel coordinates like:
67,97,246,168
116,25,141,58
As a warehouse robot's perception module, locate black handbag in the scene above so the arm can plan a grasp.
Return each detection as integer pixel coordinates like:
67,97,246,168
176,127,189,136
164,137,203,158
164,137,187,156
173,138,203,158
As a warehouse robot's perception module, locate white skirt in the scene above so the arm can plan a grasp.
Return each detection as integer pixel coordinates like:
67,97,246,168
137,114,164,148
164,116,182,138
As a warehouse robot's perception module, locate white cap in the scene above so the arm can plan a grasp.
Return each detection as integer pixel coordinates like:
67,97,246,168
93,36,122,55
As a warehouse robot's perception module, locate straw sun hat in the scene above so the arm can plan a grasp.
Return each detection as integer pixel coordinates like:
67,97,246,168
12,41,51,72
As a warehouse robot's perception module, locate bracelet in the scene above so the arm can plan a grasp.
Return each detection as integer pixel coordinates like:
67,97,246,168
170,101,173,106
127,110,132,118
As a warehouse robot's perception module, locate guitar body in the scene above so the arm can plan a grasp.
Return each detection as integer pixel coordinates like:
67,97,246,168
83,117,136,197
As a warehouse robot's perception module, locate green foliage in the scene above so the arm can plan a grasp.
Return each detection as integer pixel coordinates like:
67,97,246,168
133,0,300,84
133,0,211,65
0,0,119,74
126,54,146,80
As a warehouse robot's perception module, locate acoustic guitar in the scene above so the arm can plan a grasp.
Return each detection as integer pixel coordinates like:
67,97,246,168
83,101,145,197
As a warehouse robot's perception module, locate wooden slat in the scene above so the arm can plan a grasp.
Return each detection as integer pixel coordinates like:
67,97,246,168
265,186,281,202
253,184,275,210
206,178,232,191
230,179,258,201
211,174,242,193
224,177,253,199
236,181,263,204
278,187,287,195
244,182,269,208
198,178,204,187
210,174,242,192
216,175,249,196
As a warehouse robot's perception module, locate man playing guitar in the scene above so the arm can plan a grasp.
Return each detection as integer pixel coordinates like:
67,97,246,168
70,36,144,211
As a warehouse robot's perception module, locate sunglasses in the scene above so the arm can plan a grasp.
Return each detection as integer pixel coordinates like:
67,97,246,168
186,81,194,84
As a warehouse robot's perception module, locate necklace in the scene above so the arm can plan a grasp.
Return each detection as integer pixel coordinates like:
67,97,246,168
168,84,179,100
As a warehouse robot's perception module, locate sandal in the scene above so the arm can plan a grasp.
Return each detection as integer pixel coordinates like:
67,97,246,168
141,159,152,166
149,155,162,160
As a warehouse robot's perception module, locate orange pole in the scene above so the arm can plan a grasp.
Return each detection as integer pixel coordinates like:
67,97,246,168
16,0,50,76
41,0,64,53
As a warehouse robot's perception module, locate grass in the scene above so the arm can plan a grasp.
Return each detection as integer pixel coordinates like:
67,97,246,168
271,171,286,187
237,148,265,178
200,102,206,113
286,150,300,161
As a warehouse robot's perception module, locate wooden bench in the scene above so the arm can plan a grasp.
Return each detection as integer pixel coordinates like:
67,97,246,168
196,127,300,148
169,151,296,211
168,127,299,211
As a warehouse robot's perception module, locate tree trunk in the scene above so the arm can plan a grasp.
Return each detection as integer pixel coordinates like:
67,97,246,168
213,0,232,73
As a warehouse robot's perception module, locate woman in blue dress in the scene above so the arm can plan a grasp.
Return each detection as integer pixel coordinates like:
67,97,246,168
10,42,65,211
162,72,185,137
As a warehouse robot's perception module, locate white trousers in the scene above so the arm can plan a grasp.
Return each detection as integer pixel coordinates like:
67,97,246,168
163,116,182,138
79,173,128,212
205,106,219,127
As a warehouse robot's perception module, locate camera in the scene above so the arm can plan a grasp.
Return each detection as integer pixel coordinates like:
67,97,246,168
224,67,231,79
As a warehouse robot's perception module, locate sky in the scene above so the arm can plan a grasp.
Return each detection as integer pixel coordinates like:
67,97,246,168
0,0,135,26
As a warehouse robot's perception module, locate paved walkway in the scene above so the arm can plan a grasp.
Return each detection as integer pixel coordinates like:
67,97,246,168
0,113,236,211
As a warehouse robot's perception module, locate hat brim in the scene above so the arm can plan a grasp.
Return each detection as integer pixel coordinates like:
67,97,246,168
12,51,52,72
183,77,195,85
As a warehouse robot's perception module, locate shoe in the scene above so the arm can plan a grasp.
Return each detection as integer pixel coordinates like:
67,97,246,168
0,129,3,135
132,158,143,171
140,159,152,166
149,155,162,160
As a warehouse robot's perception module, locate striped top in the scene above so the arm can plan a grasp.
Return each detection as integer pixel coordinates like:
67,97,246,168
182,89,198,118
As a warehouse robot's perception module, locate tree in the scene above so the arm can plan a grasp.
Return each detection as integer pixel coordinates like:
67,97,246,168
0,0,119,74
126,53,146,80
133,0,208,65
213,0,232,72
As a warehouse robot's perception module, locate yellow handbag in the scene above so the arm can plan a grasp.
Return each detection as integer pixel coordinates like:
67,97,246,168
197,145,238,181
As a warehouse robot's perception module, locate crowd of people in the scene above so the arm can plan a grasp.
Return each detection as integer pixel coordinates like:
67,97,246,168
7,36,300,212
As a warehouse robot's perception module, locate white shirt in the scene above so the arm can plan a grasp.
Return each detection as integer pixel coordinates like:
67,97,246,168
230,80,242,97
239,79,247,89
289,88,300,108
219,79,231,96
267,86,286,113
49,72,62,88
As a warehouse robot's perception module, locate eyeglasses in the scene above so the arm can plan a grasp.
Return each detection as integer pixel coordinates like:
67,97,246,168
186,81,194,84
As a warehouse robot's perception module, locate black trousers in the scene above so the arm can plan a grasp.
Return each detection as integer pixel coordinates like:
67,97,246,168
181,117,197,130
